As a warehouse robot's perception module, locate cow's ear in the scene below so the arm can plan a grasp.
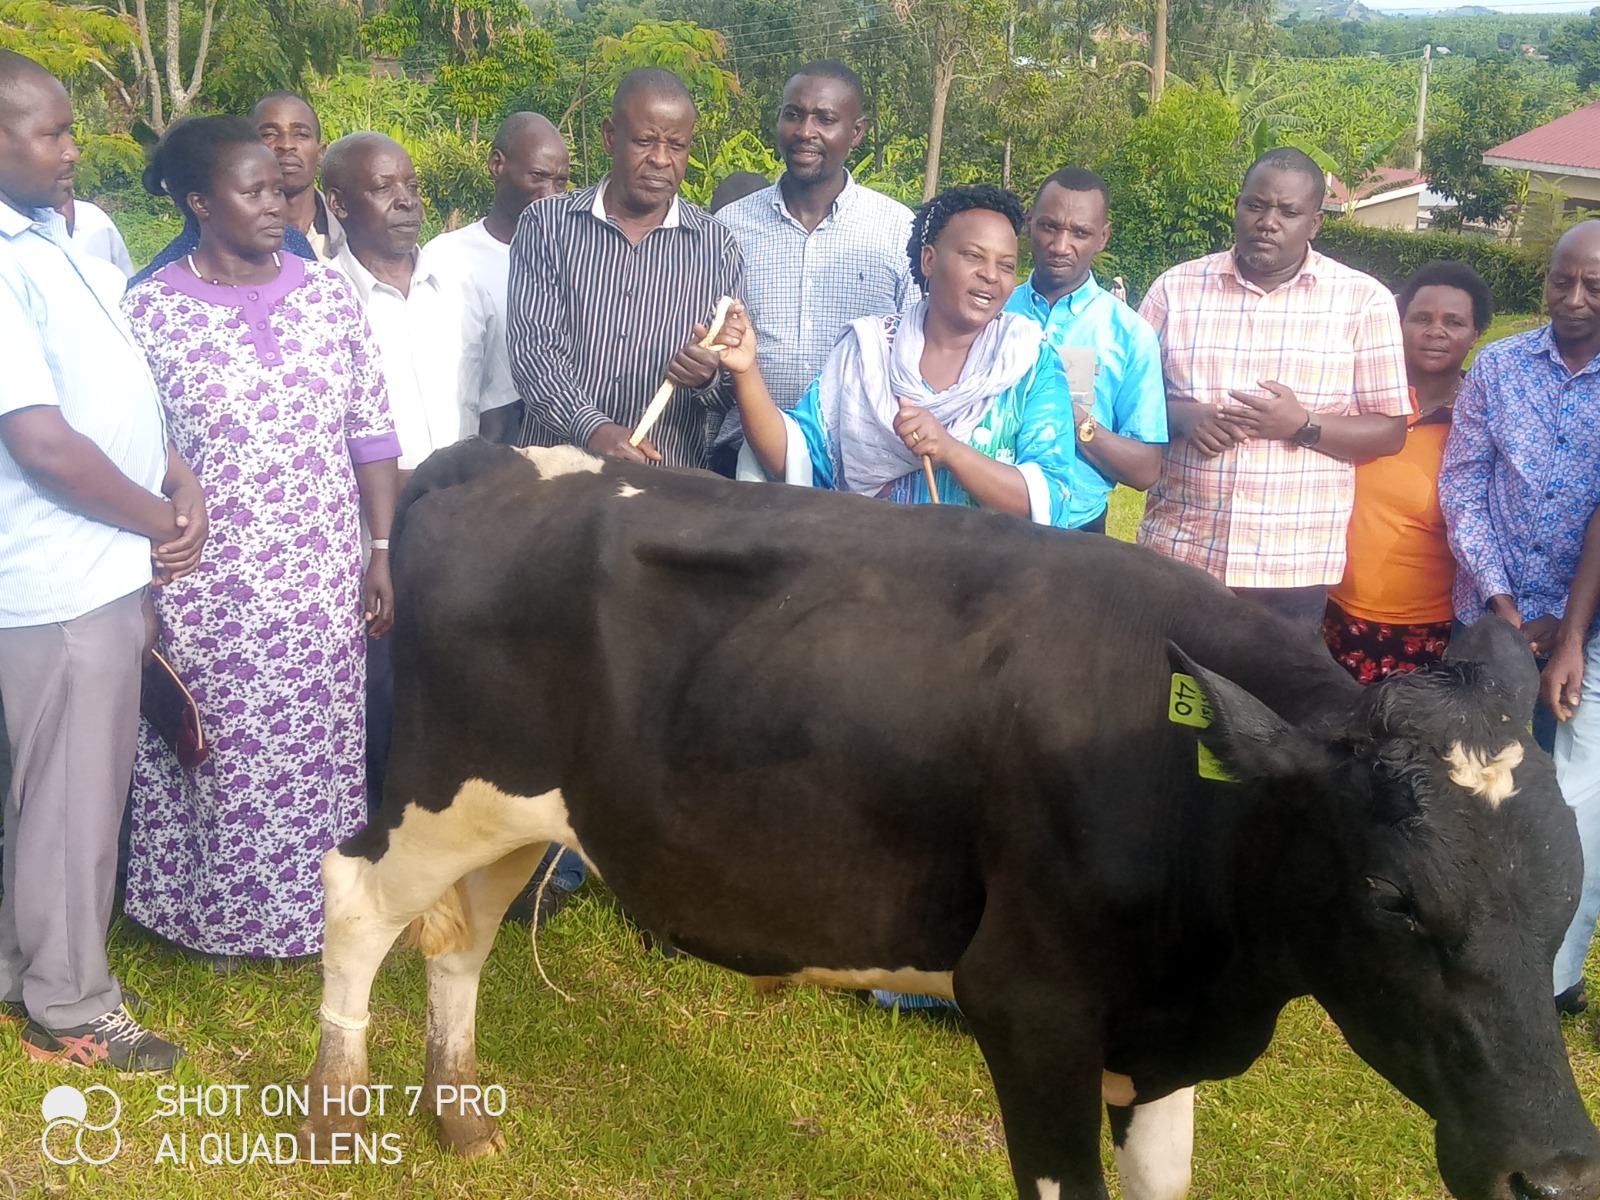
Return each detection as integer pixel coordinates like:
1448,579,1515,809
1167,645,1324,781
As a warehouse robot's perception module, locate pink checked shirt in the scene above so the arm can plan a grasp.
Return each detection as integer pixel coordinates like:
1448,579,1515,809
1136,248,1411,589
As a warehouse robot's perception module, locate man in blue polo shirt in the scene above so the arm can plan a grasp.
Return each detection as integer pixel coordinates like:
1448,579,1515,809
0,51,205,1071
1006,168,1166,532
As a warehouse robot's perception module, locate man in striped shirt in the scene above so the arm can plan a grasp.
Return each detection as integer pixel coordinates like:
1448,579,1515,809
509,68,745,469
1137,148,1411,631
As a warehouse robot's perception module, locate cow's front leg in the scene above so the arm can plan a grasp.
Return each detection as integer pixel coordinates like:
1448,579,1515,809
301,845,405,1152
1110,1087,1195,1200
422,842,547,1158
956,932,1111,1198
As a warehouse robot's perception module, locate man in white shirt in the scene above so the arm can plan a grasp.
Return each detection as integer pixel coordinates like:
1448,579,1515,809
59,195,133,277
423,112,570,444
322,131,516,808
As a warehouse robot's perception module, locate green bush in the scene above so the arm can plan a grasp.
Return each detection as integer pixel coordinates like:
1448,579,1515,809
410,128,494,231
1313,220,1547,313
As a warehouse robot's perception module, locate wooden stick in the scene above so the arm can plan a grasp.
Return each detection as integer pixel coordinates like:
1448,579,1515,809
922,456,940,504
630,295,737,448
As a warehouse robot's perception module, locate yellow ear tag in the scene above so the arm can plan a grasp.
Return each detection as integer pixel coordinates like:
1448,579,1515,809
1169,672,1237,782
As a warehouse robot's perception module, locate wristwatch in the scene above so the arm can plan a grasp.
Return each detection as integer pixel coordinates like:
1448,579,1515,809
1290,413,1322,448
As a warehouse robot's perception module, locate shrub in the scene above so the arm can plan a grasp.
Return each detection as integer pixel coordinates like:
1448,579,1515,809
410,129,493,231
1313,220,1546,313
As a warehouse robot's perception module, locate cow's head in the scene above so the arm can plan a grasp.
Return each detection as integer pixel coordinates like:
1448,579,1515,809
1177,618,1600,1200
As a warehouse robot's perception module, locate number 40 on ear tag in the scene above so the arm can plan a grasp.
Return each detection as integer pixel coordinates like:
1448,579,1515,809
1169,673,1236,782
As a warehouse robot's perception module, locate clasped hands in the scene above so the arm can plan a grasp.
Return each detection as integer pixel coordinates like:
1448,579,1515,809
1175,380,1309,459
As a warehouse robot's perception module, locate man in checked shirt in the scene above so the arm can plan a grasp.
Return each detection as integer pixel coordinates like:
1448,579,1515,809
1137,148,1411,632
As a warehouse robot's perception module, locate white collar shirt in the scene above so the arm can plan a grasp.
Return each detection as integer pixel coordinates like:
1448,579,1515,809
334,243,510,468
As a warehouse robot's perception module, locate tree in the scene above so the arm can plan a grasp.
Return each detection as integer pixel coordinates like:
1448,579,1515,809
1423,58,1578,230
122,0,224,131
1547,7,1600,90
0,0,137,107
1100,80,1249,294
891,0,1008,200
197,0,362,116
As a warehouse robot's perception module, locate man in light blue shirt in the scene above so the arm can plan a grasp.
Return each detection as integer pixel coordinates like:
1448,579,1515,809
0,51,206,1072
1006,168,1167,532
713,60,916,476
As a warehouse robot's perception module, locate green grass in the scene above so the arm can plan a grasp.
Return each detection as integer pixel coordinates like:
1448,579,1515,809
108,209,184,274
2,897,1597,1199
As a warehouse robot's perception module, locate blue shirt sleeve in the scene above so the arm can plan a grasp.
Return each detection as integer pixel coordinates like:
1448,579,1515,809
1106,313,1168,445
1011,341,1079,528
789,375,837,491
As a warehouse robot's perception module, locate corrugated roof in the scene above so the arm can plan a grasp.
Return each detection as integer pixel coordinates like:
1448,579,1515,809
1482,101,1600,173
1325,167,1427,207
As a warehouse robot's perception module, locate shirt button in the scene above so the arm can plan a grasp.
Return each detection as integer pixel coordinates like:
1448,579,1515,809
1533,543,1544,553
257,321,268,330
1546,490,1557,499
247,291,259,301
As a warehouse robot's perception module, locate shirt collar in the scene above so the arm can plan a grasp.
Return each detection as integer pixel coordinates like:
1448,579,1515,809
770,170,856,226
335,243,430,303
590,175,682,229
1219,245,1323,293
1533,321,1600,377
1023,271,1102,317
0,201,60,240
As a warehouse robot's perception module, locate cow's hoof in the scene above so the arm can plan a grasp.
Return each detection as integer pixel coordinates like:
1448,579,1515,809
438,1116,505,1160
297,1113,368,1158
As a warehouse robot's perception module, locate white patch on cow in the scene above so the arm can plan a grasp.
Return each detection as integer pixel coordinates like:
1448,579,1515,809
1036,1179,1061,1200
1444,740,1524,808
1115,1087,1195,1200
515,444,605,479
616,482,644,499
781,967,956,999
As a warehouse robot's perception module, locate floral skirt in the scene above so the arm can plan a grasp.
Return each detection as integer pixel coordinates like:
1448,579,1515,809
1322,600,1452,684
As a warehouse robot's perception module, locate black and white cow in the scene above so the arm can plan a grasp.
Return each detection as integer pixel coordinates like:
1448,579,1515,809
301,441,1600,1200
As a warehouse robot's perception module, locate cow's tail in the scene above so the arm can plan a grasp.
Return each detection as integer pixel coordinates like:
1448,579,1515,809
391,437,525,566
402,882,473,957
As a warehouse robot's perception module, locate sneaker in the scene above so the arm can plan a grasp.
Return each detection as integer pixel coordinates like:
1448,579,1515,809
22,1004,184,1073
1557,982,1589,1017
505,877,578,928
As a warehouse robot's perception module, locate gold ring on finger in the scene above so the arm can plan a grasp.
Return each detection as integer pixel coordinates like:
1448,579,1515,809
910,432,921,445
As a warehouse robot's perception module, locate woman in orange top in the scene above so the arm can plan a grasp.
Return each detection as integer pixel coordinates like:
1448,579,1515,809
1324,261,1492,682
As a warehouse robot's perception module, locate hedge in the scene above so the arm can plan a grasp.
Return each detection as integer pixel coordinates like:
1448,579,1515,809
1312,220,1547,313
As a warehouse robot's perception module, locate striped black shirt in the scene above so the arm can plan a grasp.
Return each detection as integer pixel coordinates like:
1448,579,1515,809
508,179,745,468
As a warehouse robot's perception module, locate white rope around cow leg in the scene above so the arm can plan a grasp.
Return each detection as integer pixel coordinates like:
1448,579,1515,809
528,855,576,1004
319,1004,370,1032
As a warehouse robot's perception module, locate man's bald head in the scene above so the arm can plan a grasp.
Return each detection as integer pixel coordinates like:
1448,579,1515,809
0,50,64,127
321,131,405,194
1547,219,1600,362
489,112,570,217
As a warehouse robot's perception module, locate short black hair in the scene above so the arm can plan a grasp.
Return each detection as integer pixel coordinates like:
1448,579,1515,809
491,110,562,156
907,184,1025,290
0,49,60,126
142,115,263,220
1397,259,1493,332
789,60,864,108
1036,167,1108,208
250,90,321,140
1243,147,1326,208
612,67,695,121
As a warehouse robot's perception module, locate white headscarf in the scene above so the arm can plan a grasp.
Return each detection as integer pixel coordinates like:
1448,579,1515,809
817,299,1043,496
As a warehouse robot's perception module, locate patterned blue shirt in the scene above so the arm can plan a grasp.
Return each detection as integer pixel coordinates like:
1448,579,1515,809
715,173,916,446
1439,324,1600,625
0,204,168,626
1005,272,1167,528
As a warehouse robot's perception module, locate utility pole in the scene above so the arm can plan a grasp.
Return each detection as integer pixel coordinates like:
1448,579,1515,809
1414,43,1432,174
1151,0,1168,101
1002,15,1015,191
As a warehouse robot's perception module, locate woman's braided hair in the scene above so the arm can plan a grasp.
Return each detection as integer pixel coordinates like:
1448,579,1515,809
906,184,1026,290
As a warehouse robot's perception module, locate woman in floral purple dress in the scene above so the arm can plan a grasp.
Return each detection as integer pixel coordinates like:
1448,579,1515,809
120,117,401,965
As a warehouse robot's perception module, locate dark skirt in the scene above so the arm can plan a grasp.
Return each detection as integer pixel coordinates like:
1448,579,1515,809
1322,600,1452,684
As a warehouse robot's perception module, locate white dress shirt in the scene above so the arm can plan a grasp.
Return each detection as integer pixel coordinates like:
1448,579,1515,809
68,199,134,278
332,243,516,469
421,218,515,418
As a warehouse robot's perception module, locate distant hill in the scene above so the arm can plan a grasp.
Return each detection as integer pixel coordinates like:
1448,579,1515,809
1278,0,1386,19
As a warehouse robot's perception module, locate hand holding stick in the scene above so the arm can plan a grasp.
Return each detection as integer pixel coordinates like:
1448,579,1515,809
630,296,737,448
